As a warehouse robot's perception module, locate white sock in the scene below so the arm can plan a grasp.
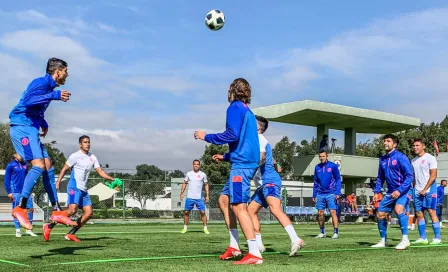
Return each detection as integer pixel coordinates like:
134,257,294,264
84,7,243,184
183,225,187,230
381,238,386,243
284,224,300,243
440,222,443,227
411,223,415,228
247,239,262,258
403,235,409,241
204,225,207,230
16,229,20,233
229,229,239,249
255,233,263,247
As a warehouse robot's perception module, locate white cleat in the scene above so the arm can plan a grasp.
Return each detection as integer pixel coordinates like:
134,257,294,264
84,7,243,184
430,239,442,245
15,231,21,238
24,230,38,237
371,240,387,248
258,244,266,253
332,233,339,239
395,239,410,250
289,239,305,256
315,233,326,238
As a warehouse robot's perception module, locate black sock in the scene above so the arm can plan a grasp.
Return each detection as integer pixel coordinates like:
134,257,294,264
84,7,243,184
51,202,61,211
20,197,29,209
68,218,82,235
48,222,57,229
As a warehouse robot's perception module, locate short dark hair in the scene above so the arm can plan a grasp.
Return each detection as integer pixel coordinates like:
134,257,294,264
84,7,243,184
412,138,426,145
46,57,67,75
442,179,447,184
228,78,251,104
383,134,399,145
193,159,200,165
323,134,328,139
79,135,90,143
255,115,269,133
318,150,328,155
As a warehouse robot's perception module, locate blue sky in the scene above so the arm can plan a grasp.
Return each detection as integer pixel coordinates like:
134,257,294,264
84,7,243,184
1,1,447,172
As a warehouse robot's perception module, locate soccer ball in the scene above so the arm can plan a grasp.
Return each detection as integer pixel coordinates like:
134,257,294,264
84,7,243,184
205,9,225,31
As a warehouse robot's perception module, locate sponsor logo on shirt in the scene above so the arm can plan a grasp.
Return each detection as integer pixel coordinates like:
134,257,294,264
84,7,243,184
232,176,242,182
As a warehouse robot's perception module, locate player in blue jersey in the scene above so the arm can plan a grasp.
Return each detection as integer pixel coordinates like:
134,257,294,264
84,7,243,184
371,134,414,250
4,154,37,237
8,58,75,230
437,180,446,228
313,151,342,239
247,116,304,256
410,139,441,245
194,78,262,265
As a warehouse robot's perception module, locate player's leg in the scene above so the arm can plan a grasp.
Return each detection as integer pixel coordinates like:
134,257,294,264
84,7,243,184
315,194,326,238
197,199,209,234
412,195,428,244
372,195,394,247
12,194,21,237
425,194,441,244
247,198,264,252
23,197,37,236
218,185,241,260
327,195,339,238
394,194,411,250
66,191,92,242
436,205,443,227
181,198,193,233
230,169,263,265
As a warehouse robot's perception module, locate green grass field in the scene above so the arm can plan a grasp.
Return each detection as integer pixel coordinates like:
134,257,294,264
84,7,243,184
1,222,447,271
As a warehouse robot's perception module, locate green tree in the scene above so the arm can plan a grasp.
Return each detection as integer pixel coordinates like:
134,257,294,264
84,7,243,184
199,144,230,185
273,136,296,180
127,182,165,209
135,164,165,180
0,123,15,169
169,169,185,179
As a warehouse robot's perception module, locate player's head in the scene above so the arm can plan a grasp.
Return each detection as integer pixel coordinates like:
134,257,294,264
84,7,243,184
318,150,328,163
323,134,328,139
192,159,200,171
382,134,398,152
228,78,251,104
79,135,90,153
442,179,447,187
13,153,22,162
46,57,68,85
412,138,426,156
351,192,355,196
255,115,268,134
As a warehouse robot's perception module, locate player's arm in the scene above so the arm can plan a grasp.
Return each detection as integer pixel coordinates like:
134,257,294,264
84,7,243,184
56,164,71,191
204,177,209,203
421,157,437,194
373,161,385,200
180,174,189,201
22,82,62,106
396,156,414,196
312,166,319,201
4,164,13,199
333,164,342,197
93,158,114,181
204,106,242,145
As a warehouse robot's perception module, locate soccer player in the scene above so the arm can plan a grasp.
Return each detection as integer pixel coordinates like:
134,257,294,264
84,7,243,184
194,78,262,265
371,134,414,250
247,115,304,256
180,160,210,234
3,154,37,237
8,58,74,230
410,139,441,245
313,150,342,239
43,135,115,242
437,180,446,227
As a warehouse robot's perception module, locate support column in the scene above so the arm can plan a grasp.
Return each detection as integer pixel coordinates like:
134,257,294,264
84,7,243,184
316,124,329,153
344,128,356,155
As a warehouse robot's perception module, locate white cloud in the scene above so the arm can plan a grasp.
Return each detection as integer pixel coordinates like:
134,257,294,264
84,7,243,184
65,127,123,140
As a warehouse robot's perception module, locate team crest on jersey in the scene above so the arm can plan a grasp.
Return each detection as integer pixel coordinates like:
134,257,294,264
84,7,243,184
421,160,425,164
197,175,201,178
21,137,29,146
392,160,397,166
327,168,332,172
69,189,75,195
90,157,94,162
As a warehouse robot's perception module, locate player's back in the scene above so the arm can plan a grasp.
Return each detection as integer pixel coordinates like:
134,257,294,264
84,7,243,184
185,171,207,199
258,134,281,186
9,74,56,129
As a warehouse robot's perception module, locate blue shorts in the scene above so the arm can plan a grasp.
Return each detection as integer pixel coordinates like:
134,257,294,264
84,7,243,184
378,192,410,213
10,125,49,161
251,184,282,209
316,194,337,210
12,193,33,209
185,198,206,211
67,187,92,208
221,168,256,204
414,193,437,212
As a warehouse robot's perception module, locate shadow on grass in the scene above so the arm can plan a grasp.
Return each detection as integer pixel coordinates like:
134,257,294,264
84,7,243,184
29,245,105,259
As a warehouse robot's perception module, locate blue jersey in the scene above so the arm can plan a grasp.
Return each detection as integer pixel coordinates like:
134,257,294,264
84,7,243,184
437,185,445,205
9,74,62,130
374,149,414,195
313,161,342,198
258,134,281,186
3,160,28,194
204,100,259,169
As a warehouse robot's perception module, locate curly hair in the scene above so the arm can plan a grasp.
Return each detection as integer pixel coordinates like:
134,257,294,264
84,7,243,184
228,78,251,104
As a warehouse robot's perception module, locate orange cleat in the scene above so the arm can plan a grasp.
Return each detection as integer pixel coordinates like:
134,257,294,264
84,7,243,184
12,206,32,230
42,223,52,241
232,253,263,265
64,234,81,242
219,246,242,260
50,211,77,227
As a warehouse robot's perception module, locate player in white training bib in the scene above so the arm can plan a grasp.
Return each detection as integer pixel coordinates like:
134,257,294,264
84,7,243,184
410,138,441,245
180,160,210,234
43,135,115,242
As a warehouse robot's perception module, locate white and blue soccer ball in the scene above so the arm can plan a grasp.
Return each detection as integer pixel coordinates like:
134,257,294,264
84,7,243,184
205,9,225,31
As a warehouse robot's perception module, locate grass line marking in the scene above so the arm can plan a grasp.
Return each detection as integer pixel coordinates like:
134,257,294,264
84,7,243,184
0,259,29,267
56,244,448,265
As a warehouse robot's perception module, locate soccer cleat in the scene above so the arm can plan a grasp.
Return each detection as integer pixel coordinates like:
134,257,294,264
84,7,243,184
315,233,326,238
371,241,387,248
204,229,210,235
232,253,263,265
180,228,187,234
395,239,410,250
332,233,339,239
15,231,22,238
430,239,442,245
289,239,305,256
258,244,266,253
50,211,77,227
43,223,53,241
12,206,32,230
411,238,428,245
24,230,37,237
65,234,81,242
219,246,242,260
